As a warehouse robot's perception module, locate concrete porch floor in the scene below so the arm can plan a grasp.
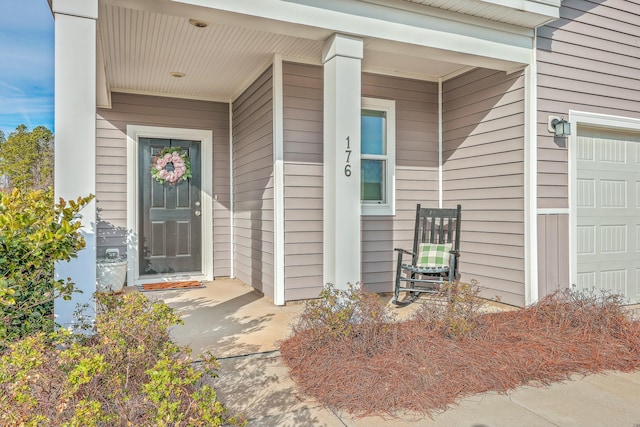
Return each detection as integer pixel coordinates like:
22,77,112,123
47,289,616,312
145,278,640,427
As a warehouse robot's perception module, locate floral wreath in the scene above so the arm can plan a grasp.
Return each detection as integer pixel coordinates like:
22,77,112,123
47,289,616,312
151,147,192,185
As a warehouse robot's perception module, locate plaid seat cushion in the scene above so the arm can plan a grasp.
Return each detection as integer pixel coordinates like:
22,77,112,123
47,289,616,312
416,243,452,268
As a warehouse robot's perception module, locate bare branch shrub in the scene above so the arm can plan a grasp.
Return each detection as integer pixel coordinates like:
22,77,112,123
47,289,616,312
281,285,640,418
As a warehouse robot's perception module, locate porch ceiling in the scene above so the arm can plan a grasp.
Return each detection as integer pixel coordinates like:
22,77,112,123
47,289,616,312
97,0,554,105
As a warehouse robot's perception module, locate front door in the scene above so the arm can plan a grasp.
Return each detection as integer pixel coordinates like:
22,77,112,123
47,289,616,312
139,138,202,276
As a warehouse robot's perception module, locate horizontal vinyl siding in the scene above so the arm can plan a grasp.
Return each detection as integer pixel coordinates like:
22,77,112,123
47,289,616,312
537,214,570,297
232,67,275,298
361,73,439,293
537,0,640,209
282,62,323,301
96,93,231,276
282,64,440,297
443,68,526,306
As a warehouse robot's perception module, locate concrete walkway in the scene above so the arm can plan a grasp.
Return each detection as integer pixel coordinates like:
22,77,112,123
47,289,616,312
147,279,640,427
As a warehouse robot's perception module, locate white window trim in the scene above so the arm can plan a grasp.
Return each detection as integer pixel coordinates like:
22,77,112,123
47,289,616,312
361,97,396,216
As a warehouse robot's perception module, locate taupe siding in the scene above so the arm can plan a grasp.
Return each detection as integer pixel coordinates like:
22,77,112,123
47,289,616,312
232,67,275,298
537,214,570,297
96,93,231,276
537,0,640,209
361,73,439,293
281,64,439,298
443,68,526,306
282,62,324,300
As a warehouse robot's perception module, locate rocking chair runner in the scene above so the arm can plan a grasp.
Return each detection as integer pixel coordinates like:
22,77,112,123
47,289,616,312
393,204,462,304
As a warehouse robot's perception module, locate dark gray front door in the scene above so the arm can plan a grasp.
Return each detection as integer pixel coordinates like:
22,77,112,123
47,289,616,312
139,138,201,275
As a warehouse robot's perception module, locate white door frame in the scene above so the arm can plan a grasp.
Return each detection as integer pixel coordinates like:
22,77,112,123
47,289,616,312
568,111,640,290
126,125,213,285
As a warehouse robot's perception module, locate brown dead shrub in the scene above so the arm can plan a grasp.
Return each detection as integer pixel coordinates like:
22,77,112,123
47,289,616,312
280,286,640,418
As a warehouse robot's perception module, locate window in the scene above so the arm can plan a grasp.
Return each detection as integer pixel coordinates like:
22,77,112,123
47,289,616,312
361,97,395,215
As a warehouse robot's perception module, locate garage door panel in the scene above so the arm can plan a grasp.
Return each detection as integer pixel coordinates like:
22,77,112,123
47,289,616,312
577,262,638,296
576,128,640,303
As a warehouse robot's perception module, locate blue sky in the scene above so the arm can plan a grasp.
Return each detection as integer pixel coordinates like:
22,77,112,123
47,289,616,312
0,0,54,137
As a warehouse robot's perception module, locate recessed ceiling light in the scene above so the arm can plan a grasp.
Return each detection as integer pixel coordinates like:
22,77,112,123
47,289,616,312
170,71,186,78
189,19,210,28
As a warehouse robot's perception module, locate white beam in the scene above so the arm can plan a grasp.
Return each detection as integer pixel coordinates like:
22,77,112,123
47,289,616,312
96,32,111,109
53,0,98,329
173,0,534,68
52,0,98,18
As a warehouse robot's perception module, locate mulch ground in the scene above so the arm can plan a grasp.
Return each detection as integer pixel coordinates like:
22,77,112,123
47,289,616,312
279,292,640,418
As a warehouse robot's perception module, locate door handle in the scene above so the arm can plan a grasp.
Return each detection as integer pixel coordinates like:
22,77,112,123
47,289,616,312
194,210,201,217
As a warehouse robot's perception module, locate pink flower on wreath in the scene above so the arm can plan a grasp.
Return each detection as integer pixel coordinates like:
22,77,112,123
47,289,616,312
151,147,192,185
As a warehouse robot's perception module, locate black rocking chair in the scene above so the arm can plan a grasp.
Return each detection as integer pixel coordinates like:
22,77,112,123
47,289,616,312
393,204,462,304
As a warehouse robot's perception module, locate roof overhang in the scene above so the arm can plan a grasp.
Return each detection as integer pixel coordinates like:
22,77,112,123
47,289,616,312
93,0,559,104
172,0,537,65
397,0,560,28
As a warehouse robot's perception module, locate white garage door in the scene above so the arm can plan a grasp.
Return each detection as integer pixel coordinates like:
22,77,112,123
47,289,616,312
576,127,640,303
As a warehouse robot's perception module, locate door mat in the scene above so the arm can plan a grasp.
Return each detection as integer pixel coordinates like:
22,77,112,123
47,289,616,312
140,280,204,291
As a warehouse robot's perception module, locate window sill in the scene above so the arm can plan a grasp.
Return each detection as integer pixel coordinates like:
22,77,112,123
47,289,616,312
361,203,394,216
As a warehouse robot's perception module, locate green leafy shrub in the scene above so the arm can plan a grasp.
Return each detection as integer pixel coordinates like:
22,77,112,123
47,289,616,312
0,189,94,345
0,292,246,427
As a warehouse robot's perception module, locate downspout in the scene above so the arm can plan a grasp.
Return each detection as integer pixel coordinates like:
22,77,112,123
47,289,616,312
438,78,443,208
524,28,539,305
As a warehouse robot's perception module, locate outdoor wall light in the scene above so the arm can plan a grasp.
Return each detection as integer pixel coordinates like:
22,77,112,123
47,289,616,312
548,116,571,137
189,19,210,28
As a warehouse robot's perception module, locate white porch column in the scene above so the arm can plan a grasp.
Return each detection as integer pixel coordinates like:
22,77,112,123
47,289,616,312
53,0,98,329
322,34,363,290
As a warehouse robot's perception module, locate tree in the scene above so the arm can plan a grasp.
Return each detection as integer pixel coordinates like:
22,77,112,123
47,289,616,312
0,124,54,191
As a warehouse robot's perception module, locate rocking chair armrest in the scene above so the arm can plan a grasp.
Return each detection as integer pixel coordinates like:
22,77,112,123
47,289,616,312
449,249,460,257
394,248,415,257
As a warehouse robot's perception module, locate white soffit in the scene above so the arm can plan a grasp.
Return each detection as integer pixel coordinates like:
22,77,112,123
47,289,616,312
99,4,324,101
397,0,560,27
98,0,543,101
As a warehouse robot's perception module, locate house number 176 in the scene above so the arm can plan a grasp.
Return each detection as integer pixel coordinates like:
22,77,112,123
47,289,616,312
344,136,352,177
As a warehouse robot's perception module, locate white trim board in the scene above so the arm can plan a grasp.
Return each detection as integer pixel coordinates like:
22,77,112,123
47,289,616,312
126,125,213,285
272,54,286,305
537,208,569,215
438,78,443,208
524,61,538,306
228,103,235,280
